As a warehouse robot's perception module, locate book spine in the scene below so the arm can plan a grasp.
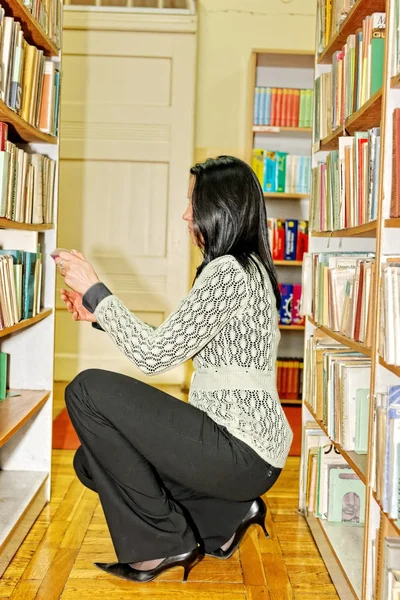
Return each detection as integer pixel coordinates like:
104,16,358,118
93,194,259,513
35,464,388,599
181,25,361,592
279,284,293,325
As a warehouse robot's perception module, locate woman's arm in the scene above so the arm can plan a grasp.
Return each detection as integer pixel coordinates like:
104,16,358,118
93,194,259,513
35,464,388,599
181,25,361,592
83,256,248,375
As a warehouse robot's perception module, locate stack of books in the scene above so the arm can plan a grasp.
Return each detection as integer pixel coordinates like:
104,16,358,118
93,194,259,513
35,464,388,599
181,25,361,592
0,11,61,134
252,149,311,194
0,124,56,225
302,252,375,343
253,87,313,127
314,72,333,143
0,247,42,328
268,218,309,261
277,357,303,400
380,259,400,367
304,333,370,449
391,109,400,219
316,0,357,55
279,283,304,326
305,436,365,522
25,0,62,48
310,128,381,231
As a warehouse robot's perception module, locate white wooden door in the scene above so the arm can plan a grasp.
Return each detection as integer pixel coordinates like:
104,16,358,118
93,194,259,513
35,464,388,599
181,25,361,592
55,10,197,384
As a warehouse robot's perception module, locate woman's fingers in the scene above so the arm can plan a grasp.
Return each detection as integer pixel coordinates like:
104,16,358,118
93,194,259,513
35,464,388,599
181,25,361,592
71,249,86,260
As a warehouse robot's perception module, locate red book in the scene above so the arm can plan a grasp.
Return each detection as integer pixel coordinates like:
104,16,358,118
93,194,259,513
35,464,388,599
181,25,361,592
357,137,368,224
275,88,283,127
0,123,8,151
272,219,285,260
270,88,277,126
286,90,293,127
281,89,288,127
296,220,309,260
292,90,300,127
292,284,305,326
391,109,400,218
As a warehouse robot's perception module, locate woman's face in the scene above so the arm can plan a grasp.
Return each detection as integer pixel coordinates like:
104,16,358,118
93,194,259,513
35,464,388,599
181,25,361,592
182,175,197,245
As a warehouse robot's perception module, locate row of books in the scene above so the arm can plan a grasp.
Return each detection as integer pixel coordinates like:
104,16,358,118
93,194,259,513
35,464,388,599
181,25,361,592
253,87,313,128
267,218,309,262
0,124,56,224
0,248,42,329
306,436,365,523
23,0,62,48
279,283,304,327
314,12,385,142
302,252,375,345
252,149,311,194
305,333,370,452
310,128,381,231
391,108,400,219
276,358,303,401
0,12,61,134
316,0,356,55
380,259,400,368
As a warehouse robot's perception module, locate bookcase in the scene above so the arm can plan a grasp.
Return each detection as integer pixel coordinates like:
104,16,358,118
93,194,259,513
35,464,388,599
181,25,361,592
0,0,61,576
300,1,400,599
246,50,314,416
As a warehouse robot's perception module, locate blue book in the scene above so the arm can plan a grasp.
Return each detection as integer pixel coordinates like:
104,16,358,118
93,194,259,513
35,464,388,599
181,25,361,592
53,70,61,135
260,87,268,125
22,252,36,320
263,151,276,192
254,87,260,125
284,220,298,261
279,284,293,325
265,87,272,125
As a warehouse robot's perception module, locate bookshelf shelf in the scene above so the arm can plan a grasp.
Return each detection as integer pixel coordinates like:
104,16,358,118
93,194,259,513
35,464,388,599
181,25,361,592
319,89,382,151
308,318,372,358
281,398,302,405
0,100,57,145
263,192,310,199
378,356,400,378
0,219,54,231
317,0,386,64
0,0,58,56
274,260,303,266
0,390,50,448
253,125,312,134
372,492,400,536
0,309,52,339
385,218,400,228
279,324,305,331
311,221,377,238
304,400,368,483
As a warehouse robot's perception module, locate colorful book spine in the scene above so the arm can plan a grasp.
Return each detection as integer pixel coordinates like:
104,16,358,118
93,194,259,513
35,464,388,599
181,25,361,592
284,220,298,261
279,283,293,325
292,284,305,326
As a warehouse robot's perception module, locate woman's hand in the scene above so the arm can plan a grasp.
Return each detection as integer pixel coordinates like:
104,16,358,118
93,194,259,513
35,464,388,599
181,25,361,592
61,288,97,323
56,250,100,296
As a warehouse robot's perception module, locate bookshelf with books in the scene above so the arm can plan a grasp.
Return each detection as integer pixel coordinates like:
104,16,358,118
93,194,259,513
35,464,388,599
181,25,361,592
0,0,61,578
301,0,400,598
247,50,313,408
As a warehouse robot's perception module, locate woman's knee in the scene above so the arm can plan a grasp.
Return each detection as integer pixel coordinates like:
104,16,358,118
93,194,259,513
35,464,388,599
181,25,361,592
65,368,104,408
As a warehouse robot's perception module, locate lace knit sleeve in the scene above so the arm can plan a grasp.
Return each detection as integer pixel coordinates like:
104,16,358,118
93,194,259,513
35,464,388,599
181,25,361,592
94,256,248,375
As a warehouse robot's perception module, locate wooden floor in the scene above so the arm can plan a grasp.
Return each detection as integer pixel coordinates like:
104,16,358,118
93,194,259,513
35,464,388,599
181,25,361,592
1,384,340,600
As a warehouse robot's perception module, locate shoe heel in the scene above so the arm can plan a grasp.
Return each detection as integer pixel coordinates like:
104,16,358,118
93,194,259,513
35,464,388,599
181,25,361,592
260,521,270,539
183,559,196,583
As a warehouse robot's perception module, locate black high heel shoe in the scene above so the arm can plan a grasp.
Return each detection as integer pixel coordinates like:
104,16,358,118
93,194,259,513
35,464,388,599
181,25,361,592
94,546,200,583
206,497,269,560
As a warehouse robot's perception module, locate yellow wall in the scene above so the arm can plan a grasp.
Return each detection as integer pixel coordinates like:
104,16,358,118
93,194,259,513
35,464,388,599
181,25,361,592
194,0,316,162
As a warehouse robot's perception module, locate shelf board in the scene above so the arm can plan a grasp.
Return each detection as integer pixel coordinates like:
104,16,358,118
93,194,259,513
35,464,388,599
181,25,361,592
0,218,54,231
281,398,302,405
304,400,368,483
311,221,377,238
391,73,400,89
371,491,400,536
305,513,361,600
263,192,310,199
0,0,58,56
274,260,303,266
385,218,400,228
253,125,312,133
0,390,50,448
0,471,48,550
0,309,52,338
378,356,400,378
308,318,372,357
0,100,56,144
317,0,386,64
318,89,382,151
279,324,305,331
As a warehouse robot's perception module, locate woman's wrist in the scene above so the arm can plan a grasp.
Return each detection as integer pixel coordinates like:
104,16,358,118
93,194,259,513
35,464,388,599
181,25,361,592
82,282,113,314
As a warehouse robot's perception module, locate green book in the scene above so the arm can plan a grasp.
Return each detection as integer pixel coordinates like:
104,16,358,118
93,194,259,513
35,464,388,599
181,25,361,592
23,252,36,320
0,250,25,321
370,13,386,96
275,151,287,193
327,467,365,524
0,352,7,400
355,388,369,454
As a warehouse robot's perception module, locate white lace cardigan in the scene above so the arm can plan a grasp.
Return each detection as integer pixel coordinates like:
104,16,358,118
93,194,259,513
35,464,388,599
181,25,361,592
84,254,293,468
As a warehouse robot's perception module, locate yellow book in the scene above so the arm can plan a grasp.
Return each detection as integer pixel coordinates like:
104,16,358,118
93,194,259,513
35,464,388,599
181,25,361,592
251,149,265,187
21,43,36,123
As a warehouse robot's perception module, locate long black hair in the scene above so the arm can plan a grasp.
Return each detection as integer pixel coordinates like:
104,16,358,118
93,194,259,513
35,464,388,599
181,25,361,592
190,155,281,310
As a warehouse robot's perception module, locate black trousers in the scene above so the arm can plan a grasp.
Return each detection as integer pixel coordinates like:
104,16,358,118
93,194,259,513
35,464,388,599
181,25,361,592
65,368,282,563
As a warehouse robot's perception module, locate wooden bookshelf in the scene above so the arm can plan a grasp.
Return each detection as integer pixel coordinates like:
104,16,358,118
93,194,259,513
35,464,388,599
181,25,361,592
0,100,57,144
279,324,305,331
308,318,372,358
319,89,382,151
263,192,310,199
317,0,386,64
0,309,52,339
281,398,303,405
378,356,400,377
0,219,54,231
311,221,377,238
253,125,312,133
304,401,368,483
274,260,303,266
0,391,50,448
372,492,400,536
0,0,58,56
385,218,400,228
